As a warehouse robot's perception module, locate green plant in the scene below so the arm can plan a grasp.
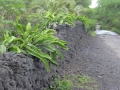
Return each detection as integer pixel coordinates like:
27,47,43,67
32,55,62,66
0,21,68,71
88,31,96,37
77,16,96,31
26,0,92,29
50,76,72,90
50,74,98,90
0,0,95,35
78,75,91,84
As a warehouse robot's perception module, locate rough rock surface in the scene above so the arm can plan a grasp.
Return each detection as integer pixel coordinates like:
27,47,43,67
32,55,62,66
0,53,50,90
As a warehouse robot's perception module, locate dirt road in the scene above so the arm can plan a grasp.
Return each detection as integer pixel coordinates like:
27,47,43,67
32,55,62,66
80,35,120,90
59,34,120,90
95,35,120,90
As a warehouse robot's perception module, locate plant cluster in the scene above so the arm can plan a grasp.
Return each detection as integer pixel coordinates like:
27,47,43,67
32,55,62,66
0,0,95,71
0,0,95,34
49,74,98,90
77,16,96,31
0,21,68,71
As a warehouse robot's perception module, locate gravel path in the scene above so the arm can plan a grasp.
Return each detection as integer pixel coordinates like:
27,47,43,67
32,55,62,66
77,35,120,90
58,34,120,90
95,35,120,90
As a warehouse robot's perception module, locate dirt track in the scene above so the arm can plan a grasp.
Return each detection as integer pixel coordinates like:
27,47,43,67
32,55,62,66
56,34,120,90
95,35,120,90
74,35,120,90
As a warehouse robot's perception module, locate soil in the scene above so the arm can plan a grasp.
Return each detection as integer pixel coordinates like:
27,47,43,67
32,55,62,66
51,23,120,90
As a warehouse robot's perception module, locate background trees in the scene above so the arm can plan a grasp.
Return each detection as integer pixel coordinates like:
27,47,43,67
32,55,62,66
95,0,120,33
0,0,96,70
0,0,96,33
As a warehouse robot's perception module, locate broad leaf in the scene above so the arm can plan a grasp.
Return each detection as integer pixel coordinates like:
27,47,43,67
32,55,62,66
0,45,6,54
9,45,21,53
50,41,68,50
43,45,56,52
26,23,31,32
3,36,16,46
24,45,50,71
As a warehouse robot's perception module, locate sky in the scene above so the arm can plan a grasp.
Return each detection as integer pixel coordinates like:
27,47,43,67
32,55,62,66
89,0,98,8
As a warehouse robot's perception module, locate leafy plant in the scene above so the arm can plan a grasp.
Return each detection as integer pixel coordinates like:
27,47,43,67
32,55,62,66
77,16,96,31
50,76,72,90
0,22,68,71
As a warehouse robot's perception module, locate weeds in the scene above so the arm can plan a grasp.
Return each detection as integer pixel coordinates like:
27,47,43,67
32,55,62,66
49,74,98,90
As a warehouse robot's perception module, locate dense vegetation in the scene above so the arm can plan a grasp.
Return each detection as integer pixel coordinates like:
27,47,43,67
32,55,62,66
0,0,95,71
94,0,120,34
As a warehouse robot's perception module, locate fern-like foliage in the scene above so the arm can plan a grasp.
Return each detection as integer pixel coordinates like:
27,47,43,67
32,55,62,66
0,22,68,71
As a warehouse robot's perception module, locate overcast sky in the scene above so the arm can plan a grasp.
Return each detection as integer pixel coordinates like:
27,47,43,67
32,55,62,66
89,0,98,8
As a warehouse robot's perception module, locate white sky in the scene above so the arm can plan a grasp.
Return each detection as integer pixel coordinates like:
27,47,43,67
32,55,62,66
89,0,98,8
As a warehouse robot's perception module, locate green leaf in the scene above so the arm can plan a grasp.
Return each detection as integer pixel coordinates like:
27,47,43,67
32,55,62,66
12,38,23,43
50,41,68,50
31,46,51,59
42,29,56,34
16,24,24,35
9,45,21,53
33,34,58,44
50,51,56,61
33,24,40,32
0,45,6,54
4,30,9,39
39,51,52,60
32,34,43,44
24,23,31,39
43,45,56,52
3,36,16,46
24,45,50,71
48,58,58,65
38,38,56,45
56,49,64,60
26,44,52,58
26,23,31,32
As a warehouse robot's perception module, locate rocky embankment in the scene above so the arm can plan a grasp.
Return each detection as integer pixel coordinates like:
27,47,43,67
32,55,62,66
0,22,86,90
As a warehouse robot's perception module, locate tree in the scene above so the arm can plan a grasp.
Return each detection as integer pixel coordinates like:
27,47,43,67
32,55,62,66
96,0,120,33
75,0,91,8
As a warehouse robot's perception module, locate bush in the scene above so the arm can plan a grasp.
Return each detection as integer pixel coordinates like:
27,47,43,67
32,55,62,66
77,16,97,31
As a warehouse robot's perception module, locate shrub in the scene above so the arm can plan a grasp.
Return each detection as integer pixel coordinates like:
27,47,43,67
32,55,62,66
77,16,96,31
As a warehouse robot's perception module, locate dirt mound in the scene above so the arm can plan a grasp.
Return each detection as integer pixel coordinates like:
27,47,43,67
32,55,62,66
0,22,88,90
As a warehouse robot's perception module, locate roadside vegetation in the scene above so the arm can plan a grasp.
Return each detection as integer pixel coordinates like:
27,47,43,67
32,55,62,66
49,74,98,90
98,0,120,34
88,0,120,34
0,0,96,70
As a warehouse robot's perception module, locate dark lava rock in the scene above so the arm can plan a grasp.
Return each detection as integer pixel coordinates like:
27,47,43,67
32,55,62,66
0,22,87,90
0,53,51,90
